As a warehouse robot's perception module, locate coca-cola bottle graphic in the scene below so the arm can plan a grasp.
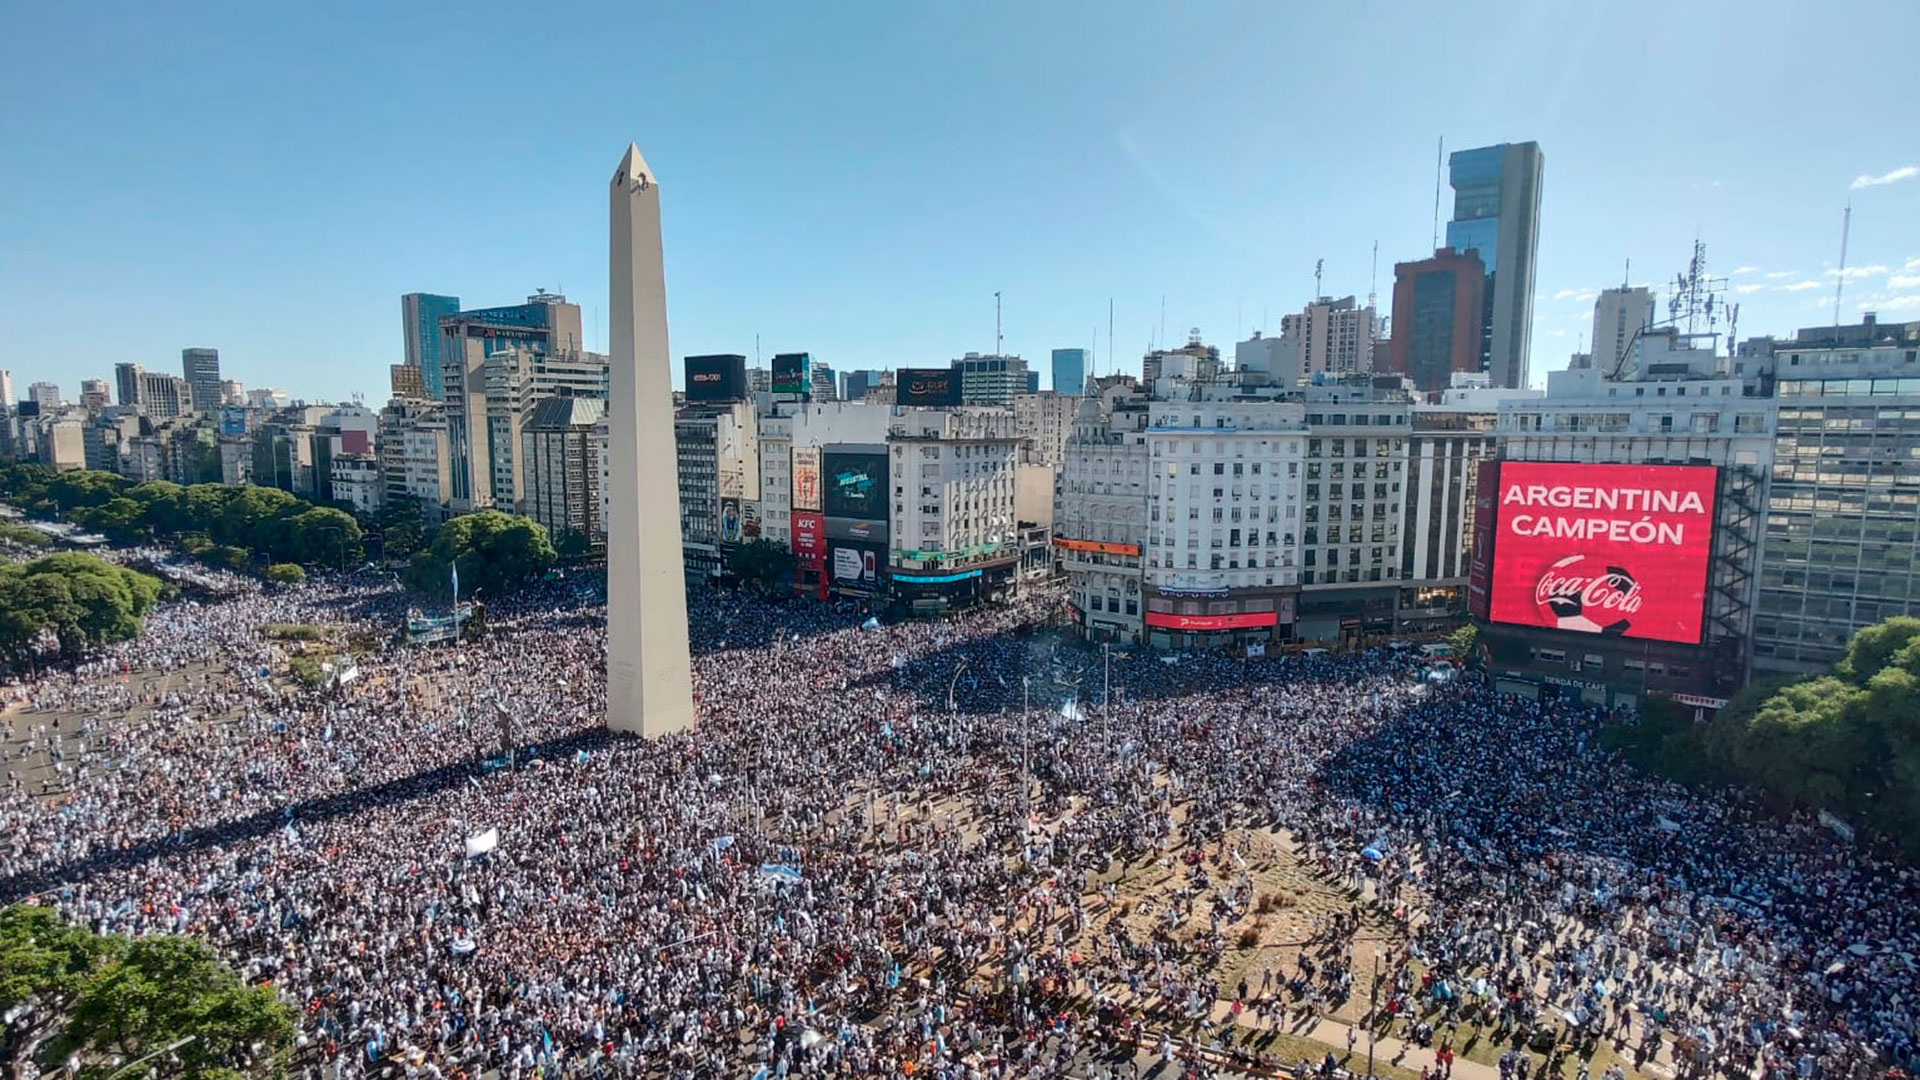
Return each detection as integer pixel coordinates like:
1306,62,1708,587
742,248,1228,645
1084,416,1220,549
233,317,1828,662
1533,554,1640,635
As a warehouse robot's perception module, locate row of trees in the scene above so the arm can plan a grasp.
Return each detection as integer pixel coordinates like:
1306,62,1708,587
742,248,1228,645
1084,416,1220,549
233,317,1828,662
0,553,161,668
1610,616,1920,853
0,466,363,569
0,905,294,1077
403,509,557,600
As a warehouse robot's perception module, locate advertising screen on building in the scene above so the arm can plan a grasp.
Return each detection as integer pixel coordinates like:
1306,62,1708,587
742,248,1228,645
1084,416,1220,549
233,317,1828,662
791,447,822,512
1144,611,1277,631
1466,459,1499,620
684,354,747,402
1487,461,1718,644
828,541,885,590
771,352,811,396
218,407,249,437
821,451,889,521
896,367,958,407
791,510,826,562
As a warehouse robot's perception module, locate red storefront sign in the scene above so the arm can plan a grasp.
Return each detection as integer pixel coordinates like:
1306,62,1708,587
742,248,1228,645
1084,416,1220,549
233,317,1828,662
790,511,826,566
1052,537,1141,557
1487,461,1718,645
1144,611,1277,631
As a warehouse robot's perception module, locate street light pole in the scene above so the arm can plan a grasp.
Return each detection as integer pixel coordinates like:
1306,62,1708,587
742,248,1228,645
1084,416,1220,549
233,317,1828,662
1367,953,1380,1079
1020,675,1031,851
947,659,968,748
105,1036,195,1080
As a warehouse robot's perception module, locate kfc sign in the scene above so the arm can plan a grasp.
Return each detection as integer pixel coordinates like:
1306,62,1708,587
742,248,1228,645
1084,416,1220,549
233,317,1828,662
1487,462,1717,644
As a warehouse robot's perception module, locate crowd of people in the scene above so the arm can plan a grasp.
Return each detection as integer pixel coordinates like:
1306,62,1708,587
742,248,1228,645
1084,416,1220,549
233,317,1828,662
0,563,1914,1080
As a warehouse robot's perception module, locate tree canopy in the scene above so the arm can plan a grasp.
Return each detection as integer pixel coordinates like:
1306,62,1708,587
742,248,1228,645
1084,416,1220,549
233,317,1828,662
0,905,295,1079
404,510,555,600
0,553,161,667
726,539,796,592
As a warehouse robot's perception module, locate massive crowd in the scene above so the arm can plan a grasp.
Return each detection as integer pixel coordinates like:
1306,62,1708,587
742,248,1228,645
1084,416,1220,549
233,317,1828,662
0,565,1915,1080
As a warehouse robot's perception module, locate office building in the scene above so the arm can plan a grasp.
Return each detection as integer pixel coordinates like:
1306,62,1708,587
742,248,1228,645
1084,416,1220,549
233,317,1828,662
246,387,290,410
137,373,192,419
377,398,452,523
113,363,143,408
745,367,771,395
887,409,1023,609
1396,378,1527,631
674,400,760,583
1386,248,1488,394
401,293,461,400
754,400,895,597
1445,141,1545,389
1142,335,1222,388
1012,391,1075,467
28,382,63,409
810,361,839,402
1236,331,1301,387
1280,296,1380,378
182,348,222,413
953,353,1030,406
79,379,111,413
1051,348,1087,395
0,371,11,409
1293,381,1412,643
522,396,607,548
1489,353,1774,709
220,379,245,406
1590,286,1655,378
439,290,589,512
1057,382,1152,641
841,369,883,403
1752,316,1920,674
390,364,427,399
329,452,382,517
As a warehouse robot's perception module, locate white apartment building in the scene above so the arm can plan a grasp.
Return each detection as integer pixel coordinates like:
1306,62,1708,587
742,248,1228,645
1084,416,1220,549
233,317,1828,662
1295,385,1412,642
1281,296,1381,377
1057,384,1152,641
1012,391,1076,466
675,400,760,583
1235,331,1301,387
1142,398,1305,648
888,408,1022,607
329,453,382,517
1590,286,1654,377
756,401,894,546
378,399,452,522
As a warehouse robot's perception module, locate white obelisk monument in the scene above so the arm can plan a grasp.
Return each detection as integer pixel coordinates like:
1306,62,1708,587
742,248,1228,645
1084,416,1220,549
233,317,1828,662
606,142,695,736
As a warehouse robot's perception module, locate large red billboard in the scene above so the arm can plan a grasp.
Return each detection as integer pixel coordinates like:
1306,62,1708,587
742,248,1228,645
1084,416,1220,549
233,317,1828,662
1145,611,1277,631
1487,462,1717,644
791,511,826,567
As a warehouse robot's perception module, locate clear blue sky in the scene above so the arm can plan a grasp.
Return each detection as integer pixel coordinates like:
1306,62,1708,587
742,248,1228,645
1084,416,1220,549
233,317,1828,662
4,0,1916,401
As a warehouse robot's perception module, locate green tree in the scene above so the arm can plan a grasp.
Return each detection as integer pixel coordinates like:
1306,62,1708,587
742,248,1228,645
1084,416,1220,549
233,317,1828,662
1838,616,1920,682
43,471,131,512
0,554,161,665
374,497,430,561
53,933,295,1079
554,528,592,561
726,539,796,591
72,497,149,542
1443,623,1477,662
284,506,363,567
264,563,306,586
405,510,555,600
127,482,188,535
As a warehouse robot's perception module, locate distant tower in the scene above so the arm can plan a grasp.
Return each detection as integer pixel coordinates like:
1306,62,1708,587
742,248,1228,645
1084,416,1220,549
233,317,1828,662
605,143,695,737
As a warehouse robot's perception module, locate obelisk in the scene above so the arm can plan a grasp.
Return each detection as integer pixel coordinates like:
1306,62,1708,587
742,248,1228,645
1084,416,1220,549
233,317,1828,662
605,142,695,736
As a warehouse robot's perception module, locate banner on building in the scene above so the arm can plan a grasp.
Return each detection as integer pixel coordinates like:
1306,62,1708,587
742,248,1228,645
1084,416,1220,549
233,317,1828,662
829,541,885,590
1052,537,1142,557
719,497,742,544
1486,461,1718,645
896,367,958,407
791,447,822,512
771,352,811,396
685,354,748,403
1144,611,1277,631
741,501,762,541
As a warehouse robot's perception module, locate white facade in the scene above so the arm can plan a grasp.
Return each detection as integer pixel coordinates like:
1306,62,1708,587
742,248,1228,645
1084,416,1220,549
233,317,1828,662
1591,286,1654,377
246,387,290,409
1281,296,1380,377
755,401,894,550
329,453,382,516
1235,332,1301,386
1012,391,1075,466
889,409,1021,570
1145,401,1305,592
1057,386,1152,640
28,382,63,409
378,399,451,522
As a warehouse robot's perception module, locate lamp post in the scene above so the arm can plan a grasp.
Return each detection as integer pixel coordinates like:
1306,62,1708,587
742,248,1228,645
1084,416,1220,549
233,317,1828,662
1020,675,1031,851
1367,953,1380,1079
947,659,969,749
105,1036,195,1080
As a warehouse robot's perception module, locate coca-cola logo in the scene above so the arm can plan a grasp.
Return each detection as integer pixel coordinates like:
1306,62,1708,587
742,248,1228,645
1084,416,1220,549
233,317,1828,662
1533,554,1640,634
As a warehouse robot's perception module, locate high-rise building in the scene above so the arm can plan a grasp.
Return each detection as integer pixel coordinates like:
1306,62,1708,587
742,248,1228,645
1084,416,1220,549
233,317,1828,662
745,367,771,395
182,348,223,413
1280,296,1381,377
1012,391,1076,466
522,396,607,548
1590,286,1655,378
439,291,591,512
0,371,12,408
810,361,839,402
79,379,111,412
115,363,144,408
1753,316,1920,674
1386,248,1488,394
950,353,1030,406
390,364,428,399
28,382,63,409
377,397,451,523
840,369,883,403
1235,331,1301,386
887,409,1024,610
220,379,245,406
401,293,461,400
1445,141,1544,389
137,373,192,419
1142,335,1222,387
1051,348,1088,395
1056,381,1151,641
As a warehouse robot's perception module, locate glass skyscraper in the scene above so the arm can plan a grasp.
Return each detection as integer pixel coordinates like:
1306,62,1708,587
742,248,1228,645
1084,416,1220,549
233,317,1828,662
182,347,222,413
1444,142,1543,390
1052,348,1087,394
401,293,462,400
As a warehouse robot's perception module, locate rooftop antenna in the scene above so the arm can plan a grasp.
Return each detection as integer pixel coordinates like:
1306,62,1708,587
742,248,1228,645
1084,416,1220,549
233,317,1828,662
1431,136,1444,250
994,291,1003,356
1368,241,1379,310
1314,258,1324,299
1158,294,1166,350
1832,199,1852,333
1108,297,1114,378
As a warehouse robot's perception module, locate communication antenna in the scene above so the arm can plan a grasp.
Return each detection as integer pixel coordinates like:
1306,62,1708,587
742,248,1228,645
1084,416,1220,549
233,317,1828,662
1158,294,1166,350
1368,241,1379,311
1728,302,1740,359
1832,199,1852,333
994,291,1003,356
1314,258,1324,299
1108,297,1114,379
1431,136,1444,250
1667,238,1726,337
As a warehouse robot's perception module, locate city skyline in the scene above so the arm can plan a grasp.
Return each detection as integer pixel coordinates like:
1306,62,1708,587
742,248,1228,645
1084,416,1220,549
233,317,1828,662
4,1,1917,401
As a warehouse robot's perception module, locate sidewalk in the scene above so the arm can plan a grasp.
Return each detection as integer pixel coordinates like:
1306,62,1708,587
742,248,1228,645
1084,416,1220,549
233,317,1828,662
1199,999,1501,1080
